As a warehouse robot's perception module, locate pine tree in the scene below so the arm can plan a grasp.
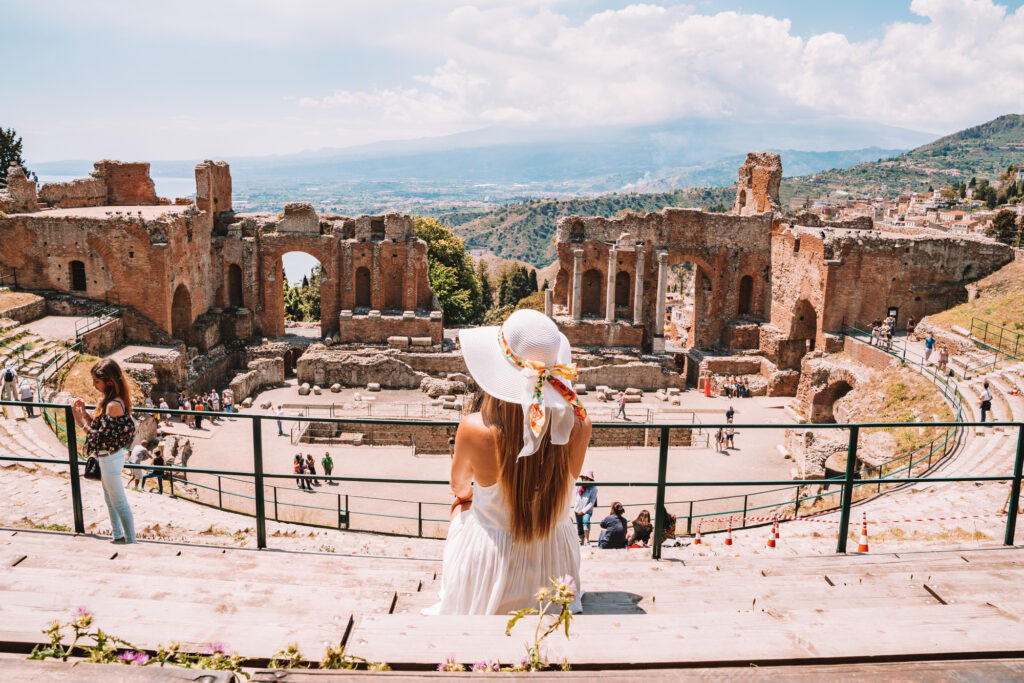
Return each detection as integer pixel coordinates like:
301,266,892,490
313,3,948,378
0,127,28,189
528,268,538,292
477,261,493,310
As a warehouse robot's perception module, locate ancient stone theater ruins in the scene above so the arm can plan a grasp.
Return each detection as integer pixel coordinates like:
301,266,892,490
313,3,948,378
0,154,1013,412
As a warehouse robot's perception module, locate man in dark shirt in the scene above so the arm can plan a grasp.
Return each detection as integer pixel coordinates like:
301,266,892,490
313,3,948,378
140,452,165,494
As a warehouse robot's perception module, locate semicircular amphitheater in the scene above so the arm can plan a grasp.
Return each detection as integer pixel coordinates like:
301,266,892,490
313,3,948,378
1,156,1022,676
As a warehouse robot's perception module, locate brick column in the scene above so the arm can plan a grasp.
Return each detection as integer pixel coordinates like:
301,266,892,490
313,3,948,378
653,250,668,352
571,249,584,321
633,248,645,326
605,247,617,322
544,289,553,317
371,243,382,311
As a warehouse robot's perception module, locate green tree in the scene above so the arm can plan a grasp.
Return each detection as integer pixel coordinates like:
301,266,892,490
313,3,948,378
987,210,1021,246
476,261,494,310
415,216,484,325
528,268,538,292
985,186,998,209
0,127,28,189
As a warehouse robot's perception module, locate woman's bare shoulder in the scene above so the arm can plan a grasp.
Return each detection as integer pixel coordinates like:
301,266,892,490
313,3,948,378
458,412,492,443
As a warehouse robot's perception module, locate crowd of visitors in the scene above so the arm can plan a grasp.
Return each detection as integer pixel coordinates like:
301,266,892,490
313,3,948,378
174,390,224,429
294,451,336,490
721,376,751,398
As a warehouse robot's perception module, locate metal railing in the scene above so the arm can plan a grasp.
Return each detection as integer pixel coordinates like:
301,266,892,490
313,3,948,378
972,317,1024,359
2,399,1021,560
74,304,121,339
0,266,16,289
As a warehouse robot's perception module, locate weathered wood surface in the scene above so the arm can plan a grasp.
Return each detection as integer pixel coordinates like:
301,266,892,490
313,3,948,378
0,658,237,682
347,604,1024,666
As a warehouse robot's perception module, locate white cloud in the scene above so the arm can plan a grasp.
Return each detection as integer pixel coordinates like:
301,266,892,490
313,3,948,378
294,0,1024,139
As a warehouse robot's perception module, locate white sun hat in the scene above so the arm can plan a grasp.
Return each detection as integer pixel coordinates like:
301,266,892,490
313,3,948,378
459,309,586,459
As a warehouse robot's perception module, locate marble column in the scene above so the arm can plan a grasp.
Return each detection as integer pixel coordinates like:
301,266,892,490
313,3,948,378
571,249,584,320
544,289,553,317
653,250,669,352
604,247,617,322
633,248,645,326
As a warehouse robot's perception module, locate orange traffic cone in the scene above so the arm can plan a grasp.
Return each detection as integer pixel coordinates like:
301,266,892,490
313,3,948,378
774,519,781,543
704,376,712,397
857,514,869,553
1012,384,1020,396
724,521,733,546
766,523,776,549
693,525,702,545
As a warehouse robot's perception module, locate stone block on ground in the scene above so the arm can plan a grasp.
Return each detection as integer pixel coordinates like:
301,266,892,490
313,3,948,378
442,402,462,410
366,383,381,392
595,390,608,402
387,336,410,348
446,372,471,385
419,376,467,398
298,383,311,396
438,395,456,402
670,397,681,406
624,387,643,396
623,395,643,403
667,387,681,396
312,385,322,395
410,337,433,347
241,397,253,408
573,383,587,394
330,383,341,393
259,401,272,410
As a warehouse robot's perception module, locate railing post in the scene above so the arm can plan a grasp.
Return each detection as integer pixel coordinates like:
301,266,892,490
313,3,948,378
337,494,342,529
274,486,279,521
252,418,267,549
1003,425,1024,546
64,405,85,534
345,494,350,529
418,502,423,538
836,425,860,553
741,495,748,529
218,476,222,508
794,485,800,516
652,426,669,560
686,501,693,536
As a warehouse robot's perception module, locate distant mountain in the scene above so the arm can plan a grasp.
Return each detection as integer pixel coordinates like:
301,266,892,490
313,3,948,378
781,114,1024,203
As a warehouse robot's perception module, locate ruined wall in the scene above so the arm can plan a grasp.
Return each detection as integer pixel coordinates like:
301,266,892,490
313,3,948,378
80,317,125,356
0,165,38,213
770,222,1015,347
195,160,232,215
295,348,428,388
732,152,782,216
553,208,773,351
38,160,159,209
229,357,285,402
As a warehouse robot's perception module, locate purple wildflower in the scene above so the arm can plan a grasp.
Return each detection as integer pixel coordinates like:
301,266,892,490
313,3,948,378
205,642,228,655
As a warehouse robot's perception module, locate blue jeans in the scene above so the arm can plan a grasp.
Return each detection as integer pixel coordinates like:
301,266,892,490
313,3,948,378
224,404,232,413
140,470,163,494
98,449,136,543
575,511,592,538
277,419,284,436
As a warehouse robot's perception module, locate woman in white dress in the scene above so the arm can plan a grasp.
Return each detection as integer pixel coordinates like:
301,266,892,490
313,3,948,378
427,309,592,615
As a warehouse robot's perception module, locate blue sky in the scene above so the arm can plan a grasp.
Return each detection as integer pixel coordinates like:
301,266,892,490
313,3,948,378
3,0,1023,162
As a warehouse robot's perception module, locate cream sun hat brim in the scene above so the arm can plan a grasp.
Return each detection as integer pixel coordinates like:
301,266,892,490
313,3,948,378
459,309,577,458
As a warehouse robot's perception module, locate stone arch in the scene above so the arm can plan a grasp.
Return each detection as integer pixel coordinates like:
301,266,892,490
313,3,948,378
171,284,191,343
962,264,979,281
355,266,371,310
614,270,631,317
227,264,243,308
69,260,87,291
738,274,753,316
810,380,855,423
581,269,603,317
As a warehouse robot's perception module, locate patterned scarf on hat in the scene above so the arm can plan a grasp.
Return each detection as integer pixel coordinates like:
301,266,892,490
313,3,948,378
498,327,587,438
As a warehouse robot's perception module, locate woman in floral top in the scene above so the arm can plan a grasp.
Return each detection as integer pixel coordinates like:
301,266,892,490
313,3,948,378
71,359,137,544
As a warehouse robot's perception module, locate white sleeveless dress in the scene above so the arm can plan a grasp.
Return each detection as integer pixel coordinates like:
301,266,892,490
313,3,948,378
425,481,583,615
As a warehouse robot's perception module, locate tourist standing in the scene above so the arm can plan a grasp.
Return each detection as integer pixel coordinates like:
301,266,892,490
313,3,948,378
140,449,165,494
980,382,993,423
726,405,735,422
937,346,949,372
223,389,234,414
924,334,936,363
183,396,192,427
725,425,735,449
322,452,333,483
615,392,628,420
17,377,34,417
158,397,169,424
275,405,285,436
715,427,724,451
127,441,149,490
305,454,319,486
598,502,628,549
70,359,136,544
178,392,186,423
907,316,916,334
294,455,306,489
1,363,18,418
193,396,204,429
574,471,597,546
211,389,221,415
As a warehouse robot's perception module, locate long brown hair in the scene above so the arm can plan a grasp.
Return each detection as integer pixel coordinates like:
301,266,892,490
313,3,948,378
91,359,132,418
481,393,572,544
635,509,651,528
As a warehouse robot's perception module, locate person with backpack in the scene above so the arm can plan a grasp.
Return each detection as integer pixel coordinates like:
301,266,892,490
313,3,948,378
18,377,35,417
322,452,334,483
1,363,19,418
